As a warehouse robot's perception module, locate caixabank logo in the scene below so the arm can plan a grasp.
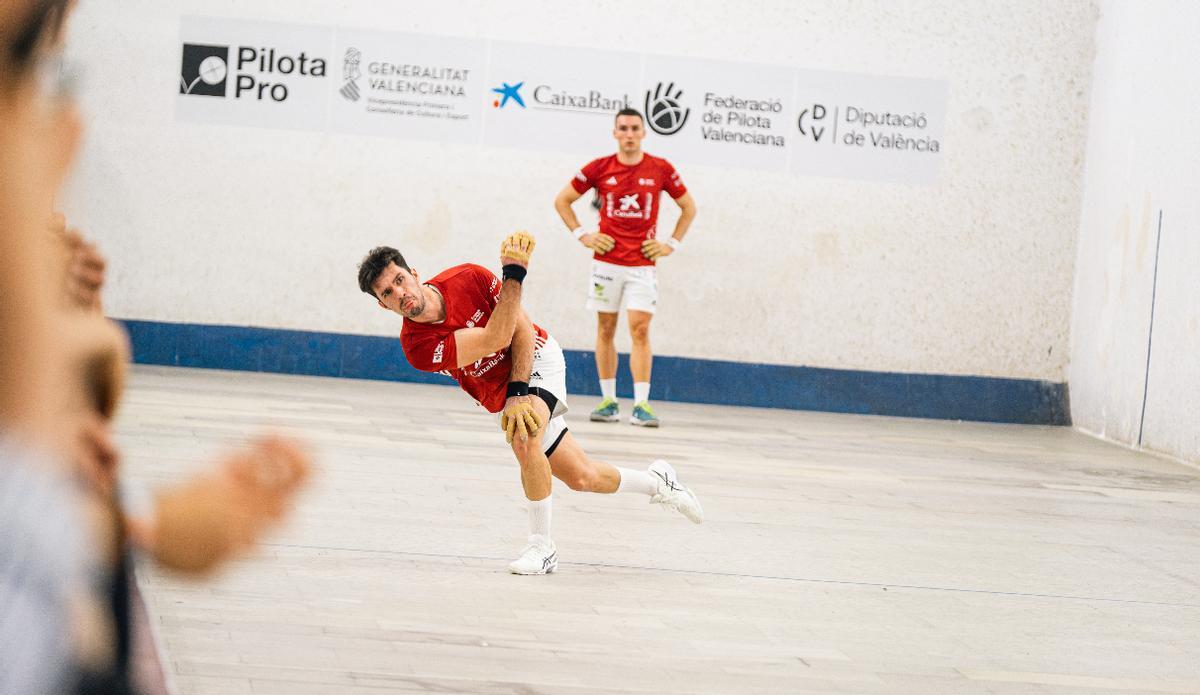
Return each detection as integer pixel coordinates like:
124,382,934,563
488,79,630,115
179,43,327,102
490,81,525,108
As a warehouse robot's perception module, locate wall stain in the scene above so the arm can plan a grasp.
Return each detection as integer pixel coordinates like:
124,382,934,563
1135,191,1152,270
414,193,452,254
814,232,842,265
962,106,993,132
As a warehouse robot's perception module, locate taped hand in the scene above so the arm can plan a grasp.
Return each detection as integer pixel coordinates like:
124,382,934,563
500,396,545,444
500,230,537,266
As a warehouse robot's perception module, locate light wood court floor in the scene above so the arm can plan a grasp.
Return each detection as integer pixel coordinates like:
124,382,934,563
118,366,1200,695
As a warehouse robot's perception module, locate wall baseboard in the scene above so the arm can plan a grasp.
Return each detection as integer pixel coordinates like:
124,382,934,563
117,319,1070,426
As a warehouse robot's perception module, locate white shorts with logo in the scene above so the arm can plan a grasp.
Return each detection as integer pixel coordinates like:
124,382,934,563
587,259,658,314
497,334,570,455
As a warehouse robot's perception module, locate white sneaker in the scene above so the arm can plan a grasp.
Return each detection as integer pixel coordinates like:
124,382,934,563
648,460,704,524
508,534,558,575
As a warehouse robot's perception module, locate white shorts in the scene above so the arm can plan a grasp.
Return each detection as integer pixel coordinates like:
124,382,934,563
586,259,658,314
498,334,570,455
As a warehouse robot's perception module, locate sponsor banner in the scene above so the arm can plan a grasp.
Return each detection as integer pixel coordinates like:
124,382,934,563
177,16,333,131
482,41,641,155
790,70,947,184
640,55,793,172
330,29,486,144
176,17,948,184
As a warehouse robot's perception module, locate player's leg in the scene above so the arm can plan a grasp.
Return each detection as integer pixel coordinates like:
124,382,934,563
625,265,660,426
546,431,621,493
547,432,704,524
510,394,553,502
587,261,623,422
507,394,557,575
532,330,698,523
591,312,620,421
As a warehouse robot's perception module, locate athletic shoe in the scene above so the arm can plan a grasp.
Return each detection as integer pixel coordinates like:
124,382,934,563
648,460,703,524
590,398,620,422
629,401,660,427
508,534,558,575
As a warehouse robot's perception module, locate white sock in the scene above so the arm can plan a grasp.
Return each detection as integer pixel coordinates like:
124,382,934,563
527,495,552,537
616,467,658,496
634,382,651,405
600,378,617,401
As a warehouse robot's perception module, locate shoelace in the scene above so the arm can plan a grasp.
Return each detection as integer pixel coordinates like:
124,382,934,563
520,541,552,556
652,469,683,493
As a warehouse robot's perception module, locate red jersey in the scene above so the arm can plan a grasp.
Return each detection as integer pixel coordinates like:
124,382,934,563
399,264,548,413
570,153,687,267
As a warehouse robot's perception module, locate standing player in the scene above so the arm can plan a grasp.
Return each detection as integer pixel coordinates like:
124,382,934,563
554,107,697,427
356,232,703,575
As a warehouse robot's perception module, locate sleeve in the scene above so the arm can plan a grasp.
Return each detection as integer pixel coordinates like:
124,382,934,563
662,159,688,199
469,264,502,309
403,330,456,373
570,158,601,194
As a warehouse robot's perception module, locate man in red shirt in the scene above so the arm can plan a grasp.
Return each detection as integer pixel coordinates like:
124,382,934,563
356,232,703,575
554,108,697,428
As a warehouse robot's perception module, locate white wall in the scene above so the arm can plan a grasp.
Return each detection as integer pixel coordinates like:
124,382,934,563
62,0,1097,381
1069,0,1200,462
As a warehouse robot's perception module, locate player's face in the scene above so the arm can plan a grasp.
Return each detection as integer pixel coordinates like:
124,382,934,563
613,115,644,153
372,263,425,318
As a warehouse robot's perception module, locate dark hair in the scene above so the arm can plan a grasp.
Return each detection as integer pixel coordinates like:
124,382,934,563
357,246,409,298
4,0,70,76
614,107,643,125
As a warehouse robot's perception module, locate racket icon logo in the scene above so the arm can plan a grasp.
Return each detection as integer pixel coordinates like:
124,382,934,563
180,44,229,97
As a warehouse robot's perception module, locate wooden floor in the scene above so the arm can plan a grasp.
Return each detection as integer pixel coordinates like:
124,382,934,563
118,366,1200,695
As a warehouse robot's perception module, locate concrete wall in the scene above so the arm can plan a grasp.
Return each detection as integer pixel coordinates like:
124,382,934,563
60,0,1097,387
1069,0,1200,462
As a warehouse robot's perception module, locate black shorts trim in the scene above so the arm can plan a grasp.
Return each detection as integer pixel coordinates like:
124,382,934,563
529,386,558,415
544,427,569,457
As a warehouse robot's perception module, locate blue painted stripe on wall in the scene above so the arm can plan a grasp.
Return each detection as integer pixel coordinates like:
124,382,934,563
118,319,1070,426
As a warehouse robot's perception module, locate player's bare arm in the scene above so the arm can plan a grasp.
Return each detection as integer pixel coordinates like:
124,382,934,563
553,183,583,228
501,308,545,443
450,232,535,369
497,232,543,442
508,309,535,385
642,192,697,261
555,183,614,254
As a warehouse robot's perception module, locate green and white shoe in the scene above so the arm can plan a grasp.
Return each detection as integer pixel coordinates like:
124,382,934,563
590,398,620,422
630,401,660,427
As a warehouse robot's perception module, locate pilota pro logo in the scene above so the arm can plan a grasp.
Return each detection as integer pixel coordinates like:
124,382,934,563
180,44,229,97
179,43,327,102
645,82,689,135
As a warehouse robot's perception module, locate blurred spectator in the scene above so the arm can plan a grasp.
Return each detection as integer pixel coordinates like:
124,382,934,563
2,3,314,693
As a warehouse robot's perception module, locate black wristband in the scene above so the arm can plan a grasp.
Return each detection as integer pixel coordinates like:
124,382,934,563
502,264,527,283
506,381,529,398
